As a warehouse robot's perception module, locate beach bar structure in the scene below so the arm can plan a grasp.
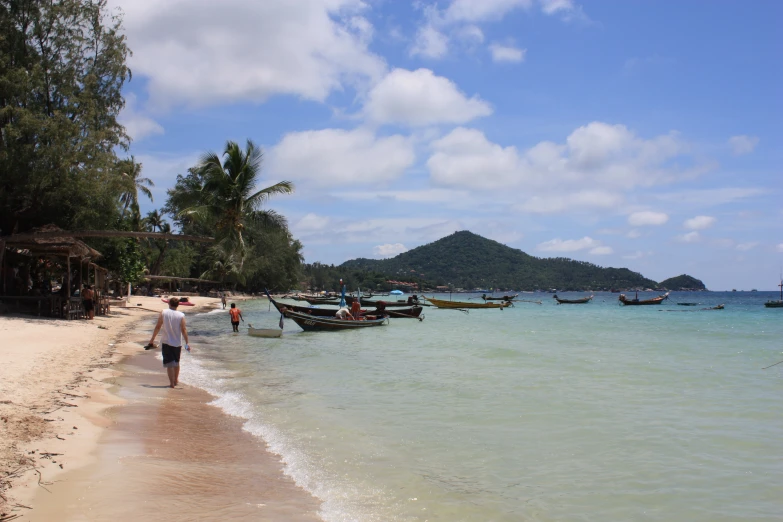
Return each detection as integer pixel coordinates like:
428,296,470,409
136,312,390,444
0,225,110,318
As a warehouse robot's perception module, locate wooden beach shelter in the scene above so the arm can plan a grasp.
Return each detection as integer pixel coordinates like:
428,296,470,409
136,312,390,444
0,225,215,318
0,225,104,318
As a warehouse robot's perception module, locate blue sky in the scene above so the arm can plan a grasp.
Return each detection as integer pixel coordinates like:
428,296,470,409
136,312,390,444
113,0,782,290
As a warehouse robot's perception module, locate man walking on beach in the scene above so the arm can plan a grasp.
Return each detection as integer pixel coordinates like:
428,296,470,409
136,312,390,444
221,293,227,309
148,297,190,388
229,302,243,332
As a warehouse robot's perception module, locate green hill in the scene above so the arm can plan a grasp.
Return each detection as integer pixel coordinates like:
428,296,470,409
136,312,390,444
340,231,662,291
658,274,707,291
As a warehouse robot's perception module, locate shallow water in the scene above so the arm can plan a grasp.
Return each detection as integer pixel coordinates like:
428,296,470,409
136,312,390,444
182,292,783,521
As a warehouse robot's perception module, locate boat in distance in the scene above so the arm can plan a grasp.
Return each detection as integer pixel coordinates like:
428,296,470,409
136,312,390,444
424,296,510,309
553,294,594,304
481,293,519,301
764,278,783,308
618,292,670,306
283,309,388,331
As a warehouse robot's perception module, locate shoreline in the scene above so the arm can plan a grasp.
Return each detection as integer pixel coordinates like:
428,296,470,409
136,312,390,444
1,295,320,521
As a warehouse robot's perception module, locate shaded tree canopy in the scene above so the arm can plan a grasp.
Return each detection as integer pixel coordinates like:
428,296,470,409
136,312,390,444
0,0,131,235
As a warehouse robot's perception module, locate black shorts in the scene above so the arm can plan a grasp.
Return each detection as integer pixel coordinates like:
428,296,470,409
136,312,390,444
231,321,240,326
162,343,182,367
83,299,94,312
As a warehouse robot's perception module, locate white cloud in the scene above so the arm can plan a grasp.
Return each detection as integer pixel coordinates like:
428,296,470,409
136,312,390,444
444,0,533,23
268,128,415,186
589,246,613,255
684,215,716,230
427,123,697,192
626,229,641,239
132,152,200,211
777,243,783,253
110,0,386,108
536,236,601,252
735,242,757,251
676,231,700,243
294,213,330,233
456,24,484,43
539,0,574,14
728,135,759,156
489,43,527,63
655,187,763,207
364,68,492,126
628,211,669,226
515,190,623,214
623,250,646,260
410,24,449,58
373,243,408,257
119,93,164,142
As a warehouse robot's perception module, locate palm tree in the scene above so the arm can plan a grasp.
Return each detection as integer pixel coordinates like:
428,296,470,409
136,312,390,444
143,209,164,232
182,139,294,270
118,156,154,214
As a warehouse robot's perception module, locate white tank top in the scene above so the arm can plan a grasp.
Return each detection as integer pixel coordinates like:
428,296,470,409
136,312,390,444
161,308,185,347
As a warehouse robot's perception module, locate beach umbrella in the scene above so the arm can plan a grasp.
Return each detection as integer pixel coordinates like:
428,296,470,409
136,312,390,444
390,289,403,295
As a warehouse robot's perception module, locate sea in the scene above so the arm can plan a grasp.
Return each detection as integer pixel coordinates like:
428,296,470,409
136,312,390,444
181,292,783,522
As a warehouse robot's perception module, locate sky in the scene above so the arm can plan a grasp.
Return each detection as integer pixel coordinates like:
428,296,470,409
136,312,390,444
113,0,782,291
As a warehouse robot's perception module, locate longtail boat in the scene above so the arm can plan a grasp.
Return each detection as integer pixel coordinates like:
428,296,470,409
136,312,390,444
618,292,670,306
553,294,593,304
268,293,423,319
283,309,388,331
764,279,783,308
481,293,519,301
424,296,509,309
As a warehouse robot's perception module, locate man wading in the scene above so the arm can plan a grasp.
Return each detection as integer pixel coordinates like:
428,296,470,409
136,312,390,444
148,297,191,388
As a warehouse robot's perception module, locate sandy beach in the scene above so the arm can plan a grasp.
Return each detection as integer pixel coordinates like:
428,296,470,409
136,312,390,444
0,295,320,521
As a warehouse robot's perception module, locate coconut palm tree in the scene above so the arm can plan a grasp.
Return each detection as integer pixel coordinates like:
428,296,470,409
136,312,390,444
143,209,165,232
182,140,293,270
118,156,154,214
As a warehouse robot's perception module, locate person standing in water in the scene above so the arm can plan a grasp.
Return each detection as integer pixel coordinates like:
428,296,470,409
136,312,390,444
147,297,190,388
229,302,244,332
221,293,227,309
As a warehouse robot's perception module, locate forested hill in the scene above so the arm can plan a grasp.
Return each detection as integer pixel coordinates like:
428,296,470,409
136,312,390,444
340,231,661,291
658,274,707,291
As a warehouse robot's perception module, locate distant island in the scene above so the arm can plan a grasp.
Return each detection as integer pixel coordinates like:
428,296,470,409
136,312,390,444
323,231,706,292
657,274,707,291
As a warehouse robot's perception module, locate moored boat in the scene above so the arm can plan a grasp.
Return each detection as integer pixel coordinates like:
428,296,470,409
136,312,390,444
161,296,195,306
424,296,509,309
481,293,519,301
764,279,783,308
553,294,593,304
247,324,282,338
618,292,670,306
268,293,423,319
283,309,388,331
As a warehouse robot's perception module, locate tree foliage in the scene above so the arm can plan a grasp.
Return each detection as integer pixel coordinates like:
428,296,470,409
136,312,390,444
0,0,131,235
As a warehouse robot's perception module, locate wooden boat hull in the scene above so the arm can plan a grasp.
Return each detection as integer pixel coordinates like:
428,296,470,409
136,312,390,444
424,296,507,309
283,309,388,331
483,294,518,301
764,301,783,308
161,297,195,306
553,295,593,304
247,325,282,338
618,292,670,306
269,297,423,319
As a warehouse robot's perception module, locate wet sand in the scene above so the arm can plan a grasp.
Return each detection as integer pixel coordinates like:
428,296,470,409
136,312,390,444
26,322,321,521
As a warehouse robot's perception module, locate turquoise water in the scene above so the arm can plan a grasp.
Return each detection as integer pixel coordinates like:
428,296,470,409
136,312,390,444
182,293,783,521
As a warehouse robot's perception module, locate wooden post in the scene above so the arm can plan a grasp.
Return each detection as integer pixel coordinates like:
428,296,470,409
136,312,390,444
66,255,71,298
0,239,5,295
